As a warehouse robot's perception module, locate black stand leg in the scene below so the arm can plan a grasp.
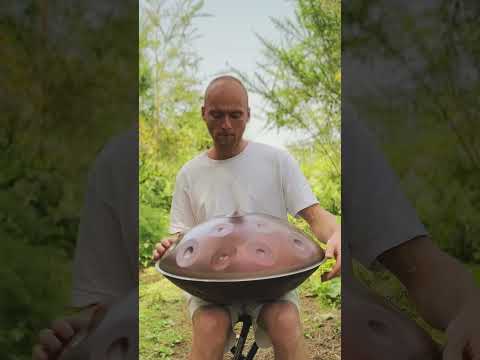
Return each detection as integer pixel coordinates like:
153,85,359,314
245,342,259,360
231,315,259,360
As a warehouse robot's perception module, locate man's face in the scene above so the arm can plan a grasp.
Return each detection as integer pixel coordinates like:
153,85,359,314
202,81,250,148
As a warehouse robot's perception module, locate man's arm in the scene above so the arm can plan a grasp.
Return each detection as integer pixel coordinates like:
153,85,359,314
299,204,341,280
379,236,480,359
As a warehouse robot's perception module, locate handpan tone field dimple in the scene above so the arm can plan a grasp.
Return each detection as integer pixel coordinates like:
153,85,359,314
175,239,200,268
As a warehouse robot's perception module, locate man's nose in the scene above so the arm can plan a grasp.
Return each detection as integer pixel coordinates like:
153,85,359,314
221,116,233,129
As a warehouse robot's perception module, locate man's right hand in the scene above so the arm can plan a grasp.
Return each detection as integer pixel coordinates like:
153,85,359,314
152,233,182,262
32,318,76,360
32,305,106,360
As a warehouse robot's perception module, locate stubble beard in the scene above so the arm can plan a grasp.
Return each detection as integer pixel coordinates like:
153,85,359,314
215,134,236,146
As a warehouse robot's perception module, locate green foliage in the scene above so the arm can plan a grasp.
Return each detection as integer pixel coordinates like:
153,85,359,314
344,0,480,262
139,0,210,268
0,239,71,360
467,263,480,285
241,0,341,179
310,276,341,308
140,270,187,360
140,204,170,267
0,1,137,357
301,258,341,309
291,143,341,215
139,0,207,122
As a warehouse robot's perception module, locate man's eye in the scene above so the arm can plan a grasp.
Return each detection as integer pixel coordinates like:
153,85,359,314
211,112,223,119
231,112,242,119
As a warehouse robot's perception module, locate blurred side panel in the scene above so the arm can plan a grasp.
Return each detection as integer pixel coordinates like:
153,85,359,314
343,0,480,359
0,1,138,359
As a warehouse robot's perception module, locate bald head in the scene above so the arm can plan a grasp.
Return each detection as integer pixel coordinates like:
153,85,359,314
201,75,250,151
204,75,249,107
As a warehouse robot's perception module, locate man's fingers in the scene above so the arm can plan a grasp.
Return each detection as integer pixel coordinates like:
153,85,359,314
51,319,74,342
38,329,62,354
152,238,176,261
32,344,48,360
322,262,341,281
155,243,166,252
152,249,160,261
321,272,331,282
161,239,172,247
325,240,335,259
322,240,341,281
335,250,341,273
467,338,480,360
331,259,341,277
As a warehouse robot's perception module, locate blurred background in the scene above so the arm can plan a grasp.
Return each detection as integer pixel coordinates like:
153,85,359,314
343,0,480,345
0,1,136,359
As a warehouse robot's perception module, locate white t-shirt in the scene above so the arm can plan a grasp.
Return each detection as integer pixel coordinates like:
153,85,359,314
71,129,138,307
169,141,318,234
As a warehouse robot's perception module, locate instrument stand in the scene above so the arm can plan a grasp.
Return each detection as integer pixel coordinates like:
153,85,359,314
230,315,259,360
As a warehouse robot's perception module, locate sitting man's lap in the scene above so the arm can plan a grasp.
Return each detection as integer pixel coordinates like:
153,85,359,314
186,290,301,353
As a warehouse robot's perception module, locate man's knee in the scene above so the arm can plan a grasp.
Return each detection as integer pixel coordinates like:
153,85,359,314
192,306,231,342
260,302,302,345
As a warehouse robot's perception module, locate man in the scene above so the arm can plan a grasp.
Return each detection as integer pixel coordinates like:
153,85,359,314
153,75,341,360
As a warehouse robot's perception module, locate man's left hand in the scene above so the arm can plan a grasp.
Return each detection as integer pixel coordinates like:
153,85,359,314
321,229,341,281
298,204,341,282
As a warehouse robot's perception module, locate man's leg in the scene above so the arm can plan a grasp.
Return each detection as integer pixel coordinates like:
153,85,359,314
188,305,232,360
258,301,307,360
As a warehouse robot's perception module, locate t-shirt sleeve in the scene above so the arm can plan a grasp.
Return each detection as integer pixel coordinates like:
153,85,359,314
281,151,319,217
169,169,195,234
71,163,134,307
343,112,429,268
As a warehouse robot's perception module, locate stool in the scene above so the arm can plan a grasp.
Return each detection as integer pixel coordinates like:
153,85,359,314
230,314,259,360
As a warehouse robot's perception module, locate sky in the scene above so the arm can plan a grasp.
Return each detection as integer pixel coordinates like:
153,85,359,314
192,0,308,149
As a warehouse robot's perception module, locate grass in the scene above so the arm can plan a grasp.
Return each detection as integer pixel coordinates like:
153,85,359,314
467,263,480,284
139,269,190,359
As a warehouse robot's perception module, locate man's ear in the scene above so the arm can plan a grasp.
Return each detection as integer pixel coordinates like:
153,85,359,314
201,106,206,121
247,107,251,122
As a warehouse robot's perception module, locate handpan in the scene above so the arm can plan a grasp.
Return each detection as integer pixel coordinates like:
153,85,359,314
156,213,325,304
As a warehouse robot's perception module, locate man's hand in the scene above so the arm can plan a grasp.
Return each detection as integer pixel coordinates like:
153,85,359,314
152,233,183,262
443,297,480,360
322,229,341,281
32,319,76,360
32,305,104,360
298,204,341,281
